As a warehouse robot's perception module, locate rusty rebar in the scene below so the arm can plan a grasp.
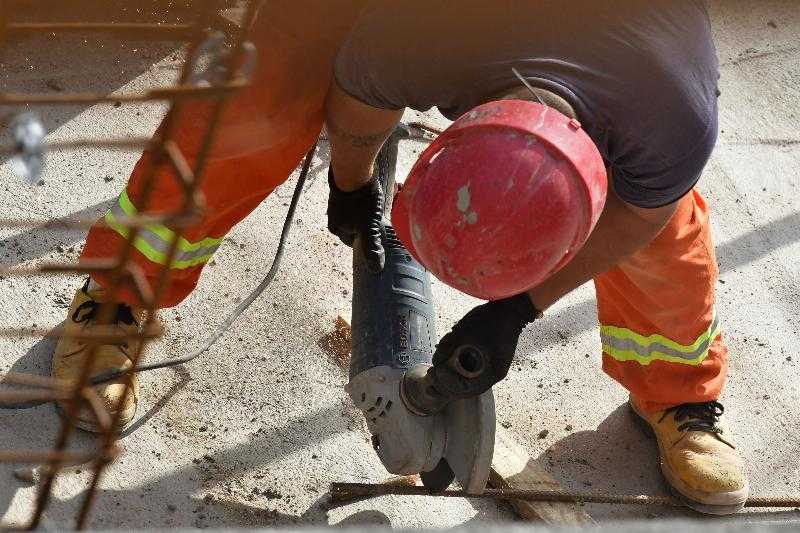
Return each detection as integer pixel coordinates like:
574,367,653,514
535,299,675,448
329,482,800,509
80,388,113,433
0,385,116,423
0,260,161,279
72,2,265,525
0,137,153,157
0,449,112,465
0,211,200,231
5,22,199,40
0,389,73,403
0,81,247,107
0,1,260,528
0,3,8,45
0,325,162,341
407,121,445,136
74,2,264,526
0,372,70,389
27,23,193,533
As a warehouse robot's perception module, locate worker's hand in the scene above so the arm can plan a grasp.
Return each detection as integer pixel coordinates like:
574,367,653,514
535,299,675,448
327,169,385,273
430,294,540,400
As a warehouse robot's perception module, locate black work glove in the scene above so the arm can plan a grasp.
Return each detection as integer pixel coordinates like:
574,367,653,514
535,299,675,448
431,294,540,400
327,168,385,273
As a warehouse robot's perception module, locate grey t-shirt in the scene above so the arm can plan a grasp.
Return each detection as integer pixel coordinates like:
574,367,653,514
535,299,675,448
334,0,720,208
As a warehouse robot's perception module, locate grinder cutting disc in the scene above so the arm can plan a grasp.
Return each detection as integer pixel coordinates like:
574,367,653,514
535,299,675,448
419,388,495,493
442,389,495,493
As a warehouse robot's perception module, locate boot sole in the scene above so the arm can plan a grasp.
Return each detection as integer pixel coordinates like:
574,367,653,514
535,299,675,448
627,400,748,516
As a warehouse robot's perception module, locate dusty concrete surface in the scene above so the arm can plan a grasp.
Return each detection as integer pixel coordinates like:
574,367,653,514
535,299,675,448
0,0,799,529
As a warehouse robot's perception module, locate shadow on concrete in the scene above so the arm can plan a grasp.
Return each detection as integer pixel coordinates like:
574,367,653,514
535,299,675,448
0,2,188,285
1,334,56,378
0,337,189,527
19,403,350,529
333,509,392,527
716,211,800,274
536,403,800,522
0,199,113,267
0,2,198,172
0,335,100,528
119,366,191,438
538,403,665,492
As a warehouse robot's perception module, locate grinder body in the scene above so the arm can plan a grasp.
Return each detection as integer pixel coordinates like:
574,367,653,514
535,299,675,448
351,125,433,379
349,225,435,376
345,127,495,492
348,128,444,475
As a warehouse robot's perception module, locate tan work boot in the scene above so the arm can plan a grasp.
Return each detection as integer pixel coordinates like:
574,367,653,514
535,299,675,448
630,397,748,515
52,280,147,432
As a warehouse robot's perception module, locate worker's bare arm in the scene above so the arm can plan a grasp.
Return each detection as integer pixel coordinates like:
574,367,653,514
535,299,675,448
527,187,679,310
325,80,404,191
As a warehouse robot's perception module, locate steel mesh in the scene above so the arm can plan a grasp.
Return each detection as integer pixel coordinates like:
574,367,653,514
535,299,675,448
0,1,261,528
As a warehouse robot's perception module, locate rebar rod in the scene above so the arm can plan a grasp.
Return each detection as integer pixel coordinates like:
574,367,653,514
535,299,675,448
0,82,246,106
5,22,199,40
329,482,800,509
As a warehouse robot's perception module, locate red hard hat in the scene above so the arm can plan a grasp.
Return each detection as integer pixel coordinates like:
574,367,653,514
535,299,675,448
392,100,607,300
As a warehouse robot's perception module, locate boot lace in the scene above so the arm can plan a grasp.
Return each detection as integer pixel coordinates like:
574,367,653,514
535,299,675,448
660,401,725,435
71,295,140,353
72,299,138,328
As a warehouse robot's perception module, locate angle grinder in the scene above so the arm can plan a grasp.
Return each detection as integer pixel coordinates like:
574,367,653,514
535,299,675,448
346,126,495,493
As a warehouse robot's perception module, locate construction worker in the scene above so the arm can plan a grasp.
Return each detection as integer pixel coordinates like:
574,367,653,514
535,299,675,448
52,0,744,517
324,0,745,516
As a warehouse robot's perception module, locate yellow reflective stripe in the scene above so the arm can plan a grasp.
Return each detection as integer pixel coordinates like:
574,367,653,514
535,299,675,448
103,190,222,269
601,312,721,367
104,208,166,265
117,190,224,252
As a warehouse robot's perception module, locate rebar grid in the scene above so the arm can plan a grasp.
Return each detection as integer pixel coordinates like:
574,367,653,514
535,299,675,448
0,1,262,529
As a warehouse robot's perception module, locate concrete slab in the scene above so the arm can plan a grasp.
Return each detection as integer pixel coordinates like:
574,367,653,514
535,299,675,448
0,0,798,529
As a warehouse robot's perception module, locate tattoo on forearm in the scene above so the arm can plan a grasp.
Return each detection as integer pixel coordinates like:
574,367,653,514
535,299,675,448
326,120,396,149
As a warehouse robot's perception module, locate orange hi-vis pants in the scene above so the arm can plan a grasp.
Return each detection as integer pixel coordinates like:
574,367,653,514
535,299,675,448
595,189,727,413
81,2,725,412
81,0,367,308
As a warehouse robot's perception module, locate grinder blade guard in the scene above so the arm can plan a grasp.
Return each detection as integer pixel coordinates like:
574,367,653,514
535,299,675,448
346,126,495,493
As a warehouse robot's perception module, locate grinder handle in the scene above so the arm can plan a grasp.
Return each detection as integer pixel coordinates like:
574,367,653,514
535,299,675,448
374,124,409,218
349,125,438,378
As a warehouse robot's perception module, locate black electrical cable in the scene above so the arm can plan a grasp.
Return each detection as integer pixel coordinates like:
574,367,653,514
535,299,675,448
0,140,318,409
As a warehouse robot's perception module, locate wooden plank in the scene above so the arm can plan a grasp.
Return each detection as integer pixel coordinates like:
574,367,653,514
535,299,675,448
490,428,595,525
